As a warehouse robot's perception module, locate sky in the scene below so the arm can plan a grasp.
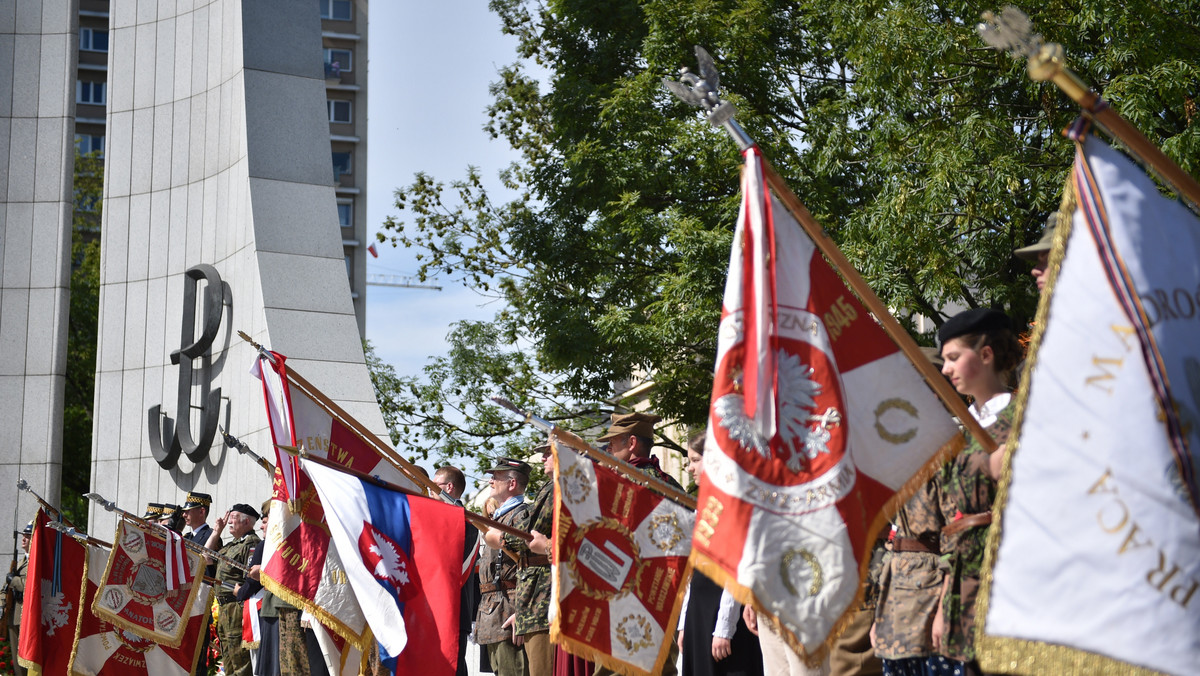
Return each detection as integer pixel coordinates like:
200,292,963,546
364,3,521,380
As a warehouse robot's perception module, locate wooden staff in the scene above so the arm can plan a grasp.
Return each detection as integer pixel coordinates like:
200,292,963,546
287,446,534,543
17,479,74,527
979,7,1200,210
237,331,453,503
491,397,699,511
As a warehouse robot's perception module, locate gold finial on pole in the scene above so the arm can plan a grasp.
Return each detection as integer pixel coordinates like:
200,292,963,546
978,6,1200,210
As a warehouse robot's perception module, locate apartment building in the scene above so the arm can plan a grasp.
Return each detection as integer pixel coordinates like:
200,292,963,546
72,0,370,335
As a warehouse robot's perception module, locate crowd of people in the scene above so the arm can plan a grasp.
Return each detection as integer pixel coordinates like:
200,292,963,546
1,215,1055,676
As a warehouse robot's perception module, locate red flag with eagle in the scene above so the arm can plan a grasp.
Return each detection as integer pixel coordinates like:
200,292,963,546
691,148,964,659
303,457,466,675
17,510,87,675
549,439,694,676
89,520,207,647
69,542,211,675
251,351,422,647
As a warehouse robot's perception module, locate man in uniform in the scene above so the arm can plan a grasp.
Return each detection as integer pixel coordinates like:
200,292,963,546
207,503,261,676
1015,212,1057,295
502,446,555,676
598,411,684,492
478,459,530,676
182,492,219,676
4,521,31,676
435,465,479,676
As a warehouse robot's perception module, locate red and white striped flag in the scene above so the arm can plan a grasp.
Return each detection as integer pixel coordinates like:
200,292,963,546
692,148,963,660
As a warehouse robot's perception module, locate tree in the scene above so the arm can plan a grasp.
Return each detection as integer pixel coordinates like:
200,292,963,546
379,0,1200,464
61,149,104,527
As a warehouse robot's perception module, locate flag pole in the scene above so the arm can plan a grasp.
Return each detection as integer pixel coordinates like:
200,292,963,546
219,426,274,475
978,7,1200,211
17,479,74,527
285,446,534,543
663,46,997,453
236,331,454,503
490,396,699,510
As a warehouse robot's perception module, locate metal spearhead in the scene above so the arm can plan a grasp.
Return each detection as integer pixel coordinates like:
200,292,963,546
16,478,29,492
85,492,116,512
978,7,1068,83
662,46,754,150
977,6,1042,58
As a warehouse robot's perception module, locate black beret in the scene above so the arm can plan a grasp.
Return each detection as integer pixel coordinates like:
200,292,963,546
938,308,1012,346
230,503,261,520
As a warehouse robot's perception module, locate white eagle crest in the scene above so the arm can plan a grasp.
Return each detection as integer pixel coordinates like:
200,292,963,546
40,582,73,636
367,528,410,588
715,349,841,472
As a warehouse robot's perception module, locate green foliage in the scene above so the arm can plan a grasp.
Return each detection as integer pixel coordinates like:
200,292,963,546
378,0,1200,463
62,150,104,528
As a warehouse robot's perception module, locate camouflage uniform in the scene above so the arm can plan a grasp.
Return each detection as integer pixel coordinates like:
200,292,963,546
215,532,260,676
937,402,1015,663
874,477,945,662
277,606,310,676
479,502,528,676
506,481,553,676
628,454,684,492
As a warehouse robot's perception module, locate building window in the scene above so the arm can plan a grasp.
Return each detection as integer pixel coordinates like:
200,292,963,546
344,254,353,282
80,28,109,52
75,133,105,157
337,201,353,229
323,48,352,73
328,99,352,124
320,0,352,21
332,152,352,180
76,81,106,105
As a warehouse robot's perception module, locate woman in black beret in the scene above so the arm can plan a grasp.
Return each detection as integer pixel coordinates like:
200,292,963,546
930,308,1021,675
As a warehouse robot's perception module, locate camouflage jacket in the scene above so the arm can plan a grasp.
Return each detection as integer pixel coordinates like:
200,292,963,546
216,532,261,594
476,502,527,645
873,477,945,659
937,400,1015,661
629,454,684,492
505,480,553,635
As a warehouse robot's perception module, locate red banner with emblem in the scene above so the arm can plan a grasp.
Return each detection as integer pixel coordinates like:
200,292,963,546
550,440,693,676
253,351,422,647
17,510,87,675
691,148,963,661
89,520,206,647
70,543,211,676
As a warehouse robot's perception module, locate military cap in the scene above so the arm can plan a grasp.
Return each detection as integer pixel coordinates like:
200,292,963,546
230,503,261,520
181,492,212,511
1014,212,1058,261
160,504,180,517
142,502,165,519
484,457,532,476
937,308,1013,346
597,411,662,442
16,520,33,536
261,499,272,518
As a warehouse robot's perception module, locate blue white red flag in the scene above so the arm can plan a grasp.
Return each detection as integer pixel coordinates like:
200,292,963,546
303,458,466,676
978,126,1200,675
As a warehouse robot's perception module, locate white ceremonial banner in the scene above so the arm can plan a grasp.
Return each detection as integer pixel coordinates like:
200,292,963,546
979,134,1200,675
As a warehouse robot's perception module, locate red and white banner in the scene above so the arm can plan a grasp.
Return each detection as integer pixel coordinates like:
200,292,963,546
692,148,963,658
71,544,212,676
90,520,207,647
18,510,87,675
242,591,264,648
253,351,422,647
550,440,693,676
978,131,1200,675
